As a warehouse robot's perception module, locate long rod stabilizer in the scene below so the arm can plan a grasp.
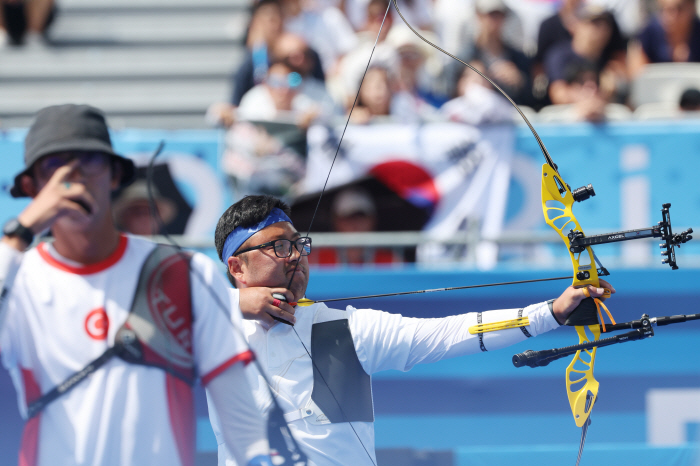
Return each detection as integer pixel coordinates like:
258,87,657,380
513,312,700,368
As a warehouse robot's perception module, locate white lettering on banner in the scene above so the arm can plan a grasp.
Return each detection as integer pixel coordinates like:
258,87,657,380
647,388,700,445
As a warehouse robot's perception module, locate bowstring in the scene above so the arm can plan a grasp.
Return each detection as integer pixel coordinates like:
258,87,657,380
280,2,394,465
285,0,392,291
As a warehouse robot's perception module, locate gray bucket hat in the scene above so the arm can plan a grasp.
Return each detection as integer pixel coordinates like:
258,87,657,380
10,104,136,197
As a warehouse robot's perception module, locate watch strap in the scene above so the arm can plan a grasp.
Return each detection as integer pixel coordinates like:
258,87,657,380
4,218,34,245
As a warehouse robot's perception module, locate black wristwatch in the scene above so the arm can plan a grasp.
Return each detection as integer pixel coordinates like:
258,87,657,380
3,218,34,245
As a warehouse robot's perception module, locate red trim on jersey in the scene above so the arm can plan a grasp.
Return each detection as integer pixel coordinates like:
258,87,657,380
201,350,254,386
20,368,41,403
19,417,40,466
19,368,41,466
166,374,195,466
37,235,129,275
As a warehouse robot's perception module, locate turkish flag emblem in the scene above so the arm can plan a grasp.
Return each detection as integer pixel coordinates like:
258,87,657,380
84,308,110,340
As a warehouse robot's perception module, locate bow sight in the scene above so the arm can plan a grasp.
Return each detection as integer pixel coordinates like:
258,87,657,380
566,203,693,270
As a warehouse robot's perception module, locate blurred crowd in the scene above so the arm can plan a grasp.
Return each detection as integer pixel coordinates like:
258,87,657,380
207,0,700,128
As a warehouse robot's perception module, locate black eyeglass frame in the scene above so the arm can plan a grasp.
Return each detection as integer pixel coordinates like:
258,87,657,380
234,237,312,258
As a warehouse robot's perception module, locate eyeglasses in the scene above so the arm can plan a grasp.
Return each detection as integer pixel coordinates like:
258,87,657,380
234,236,312,258
35,151,111,179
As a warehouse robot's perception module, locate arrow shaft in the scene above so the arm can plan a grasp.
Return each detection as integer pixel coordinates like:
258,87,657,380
309,275,571,304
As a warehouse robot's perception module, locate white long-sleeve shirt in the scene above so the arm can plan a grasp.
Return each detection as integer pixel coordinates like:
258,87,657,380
213,299,560,465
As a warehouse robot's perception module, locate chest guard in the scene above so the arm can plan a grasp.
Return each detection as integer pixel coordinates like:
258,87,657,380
310,307,374,423
116,244,195,385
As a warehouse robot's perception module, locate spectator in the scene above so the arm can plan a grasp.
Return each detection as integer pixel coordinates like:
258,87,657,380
440,60,516,124
536,0,627,69
342,0,434,31
308,188,399,265
237,60,326,128
271,32,340,119
554,60,610,121
220,50,321,200
113,180,177,236
330,0,397,109
629,0,700,77
386,25,448,108
0,0,55,47
280,0,357,75
349,64,429,123
544,5,628,108
207,7,330,127
534,0,627,106
433,0,477,99
470,0,535,106
208,0,286,127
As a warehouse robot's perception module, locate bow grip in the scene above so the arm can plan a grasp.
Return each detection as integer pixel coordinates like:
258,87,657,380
564,297,599,326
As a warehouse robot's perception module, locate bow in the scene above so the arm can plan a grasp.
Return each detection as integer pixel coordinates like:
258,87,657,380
385,1,694,463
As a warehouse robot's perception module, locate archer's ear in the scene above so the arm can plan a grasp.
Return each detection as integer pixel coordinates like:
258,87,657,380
227,255,246,285
20,175,39,198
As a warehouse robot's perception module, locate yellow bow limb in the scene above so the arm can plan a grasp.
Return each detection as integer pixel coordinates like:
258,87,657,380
566,325,601,427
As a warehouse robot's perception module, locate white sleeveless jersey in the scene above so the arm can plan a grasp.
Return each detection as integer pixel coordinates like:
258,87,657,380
0,235,252,466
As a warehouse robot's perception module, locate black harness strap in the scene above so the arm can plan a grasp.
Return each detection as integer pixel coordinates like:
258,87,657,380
27,347,118,418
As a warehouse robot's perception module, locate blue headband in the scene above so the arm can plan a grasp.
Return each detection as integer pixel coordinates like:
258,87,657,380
222,208,293,261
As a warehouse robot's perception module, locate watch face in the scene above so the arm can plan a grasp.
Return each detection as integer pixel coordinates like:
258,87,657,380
3,218,20,236
3,218,33,244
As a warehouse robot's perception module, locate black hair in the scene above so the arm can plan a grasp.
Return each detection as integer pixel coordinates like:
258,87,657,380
564,60,600,86
215,194,292,262
215,195,291,287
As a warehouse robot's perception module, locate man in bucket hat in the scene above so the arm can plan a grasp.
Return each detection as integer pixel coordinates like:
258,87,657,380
0,104,277,466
